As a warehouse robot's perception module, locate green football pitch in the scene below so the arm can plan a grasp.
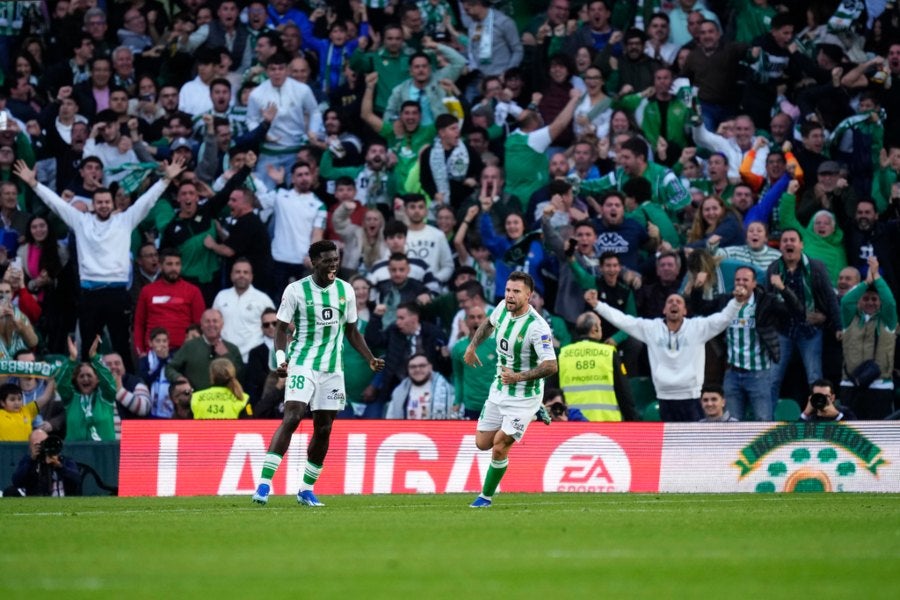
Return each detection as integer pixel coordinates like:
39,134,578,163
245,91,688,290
2,493,898,599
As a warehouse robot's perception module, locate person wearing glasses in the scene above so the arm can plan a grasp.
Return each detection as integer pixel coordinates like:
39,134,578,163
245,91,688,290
386,353,456,419
245,308,279,409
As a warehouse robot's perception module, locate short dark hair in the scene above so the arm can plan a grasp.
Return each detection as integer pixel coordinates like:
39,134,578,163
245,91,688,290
700,383,725,397
267,50,291,67
435,113,458,131
810,378,834,394
507,271,535,292
397,301,421,316
160,247,182,261
308,240,337,261
456,280,485,301
780,227,804,242
149,327,169,340
771,12,793,30
334,176,356,189
0,382,22,402
599,251,620,264
622,177,651,203
210,77,232,91
402,193,426,206
548,179,572,196
384,220,408,238
621,137,649,160
400,100,421,112
388,252,409,263
290,161,312,174
573,219,596,234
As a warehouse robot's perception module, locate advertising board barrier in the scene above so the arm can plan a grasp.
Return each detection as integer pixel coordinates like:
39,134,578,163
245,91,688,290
118,421,900,496
119,421,664,496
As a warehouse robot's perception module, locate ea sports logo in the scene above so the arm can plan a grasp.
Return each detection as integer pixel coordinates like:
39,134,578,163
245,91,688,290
543,434,632,492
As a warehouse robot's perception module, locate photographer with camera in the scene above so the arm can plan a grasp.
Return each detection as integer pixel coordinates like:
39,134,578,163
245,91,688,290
801,379,856,422
542,389,588,422
839,255,897,420
3,430,81,497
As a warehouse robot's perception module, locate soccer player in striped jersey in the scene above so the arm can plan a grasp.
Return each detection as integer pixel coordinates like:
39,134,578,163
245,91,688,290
252,240,384,506
463,271,558,507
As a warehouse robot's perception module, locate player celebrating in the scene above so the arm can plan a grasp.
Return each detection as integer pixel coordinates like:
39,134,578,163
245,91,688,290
252,240,384,506
464,271,558,507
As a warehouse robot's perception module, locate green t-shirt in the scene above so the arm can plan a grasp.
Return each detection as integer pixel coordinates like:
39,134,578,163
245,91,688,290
380,121,435,194
451,336,498,412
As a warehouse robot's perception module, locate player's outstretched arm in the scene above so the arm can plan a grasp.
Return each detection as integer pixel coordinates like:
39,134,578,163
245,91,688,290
345,322,385,371
500,359,558,385
464,320,495,366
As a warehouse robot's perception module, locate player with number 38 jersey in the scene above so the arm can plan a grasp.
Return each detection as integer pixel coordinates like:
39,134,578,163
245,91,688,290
277,276,357,373
253,241,384,508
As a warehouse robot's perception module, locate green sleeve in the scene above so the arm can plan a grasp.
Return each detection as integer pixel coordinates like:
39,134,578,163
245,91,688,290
319,150,363,180
14,132,36,167
777,192,801,231
606,68,621,94
569,258,598,290
841,282,867,327
487,123,504,140
551,317,571,348
871,166,897,215
348,48,372,73
610,291,637,346
871,122,884,171
874,277,898,329
450,341,466,405
55,358,78,405
579,173,615,196
639,202,681,247
614,93,642,113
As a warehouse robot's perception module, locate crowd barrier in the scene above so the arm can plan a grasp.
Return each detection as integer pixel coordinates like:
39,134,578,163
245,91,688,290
115,420,900,496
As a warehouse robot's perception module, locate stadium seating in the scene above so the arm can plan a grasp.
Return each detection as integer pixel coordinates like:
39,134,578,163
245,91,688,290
774,398,801,422
642,401,661,422
629,376,657,414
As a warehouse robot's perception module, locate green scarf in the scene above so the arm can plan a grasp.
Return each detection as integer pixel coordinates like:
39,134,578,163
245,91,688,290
777,253,814,313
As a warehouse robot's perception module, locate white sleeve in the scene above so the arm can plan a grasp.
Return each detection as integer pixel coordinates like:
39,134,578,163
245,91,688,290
276,285,297,323
246,89,262,130
530,320,557,364
692,298,741,342
32,183,82,229
593,301,650,343
344,281,358,324
489,300,506,327
526,127,553,153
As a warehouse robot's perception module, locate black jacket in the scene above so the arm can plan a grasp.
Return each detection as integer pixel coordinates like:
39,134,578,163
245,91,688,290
765,255,842,335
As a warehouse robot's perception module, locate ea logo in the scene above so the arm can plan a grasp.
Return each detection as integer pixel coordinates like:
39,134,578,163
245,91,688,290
543,434,631,492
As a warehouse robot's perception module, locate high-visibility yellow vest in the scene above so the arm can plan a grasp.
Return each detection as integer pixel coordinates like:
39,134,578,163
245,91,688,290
558,340,622,422
190,386,251,419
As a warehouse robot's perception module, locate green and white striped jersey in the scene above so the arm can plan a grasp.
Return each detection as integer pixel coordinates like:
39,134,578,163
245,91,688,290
277,276,358,373
727,295,770,371
490,300,556,398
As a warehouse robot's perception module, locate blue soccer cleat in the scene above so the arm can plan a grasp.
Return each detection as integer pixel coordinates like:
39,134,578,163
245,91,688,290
297,489,324,506
251,483,270,505
470,495,492,508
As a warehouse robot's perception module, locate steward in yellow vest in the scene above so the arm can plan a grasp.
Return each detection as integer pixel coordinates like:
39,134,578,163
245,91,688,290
557,312,638,421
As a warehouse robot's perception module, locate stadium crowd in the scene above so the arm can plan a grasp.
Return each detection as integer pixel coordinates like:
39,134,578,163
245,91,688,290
1,0,900,442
